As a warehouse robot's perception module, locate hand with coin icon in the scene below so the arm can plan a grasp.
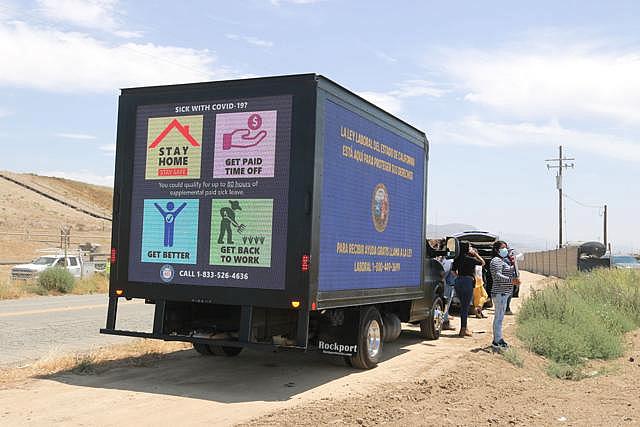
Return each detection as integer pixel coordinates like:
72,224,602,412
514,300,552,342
222,113,268,150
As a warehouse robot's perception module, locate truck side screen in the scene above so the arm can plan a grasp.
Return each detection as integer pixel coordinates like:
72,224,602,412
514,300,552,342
127,96,293,290
318,100,425,291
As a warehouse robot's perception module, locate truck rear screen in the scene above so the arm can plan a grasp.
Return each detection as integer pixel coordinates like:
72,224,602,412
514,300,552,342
127,95,292,290
318,100,425,291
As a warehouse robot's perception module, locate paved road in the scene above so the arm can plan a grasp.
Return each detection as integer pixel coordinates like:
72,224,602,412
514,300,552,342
0,294,153,367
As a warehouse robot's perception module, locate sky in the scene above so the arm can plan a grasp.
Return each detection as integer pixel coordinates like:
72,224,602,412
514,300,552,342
0,0,638,253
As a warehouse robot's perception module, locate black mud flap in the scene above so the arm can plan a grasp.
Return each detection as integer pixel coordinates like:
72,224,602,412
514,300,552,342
313,308,360,356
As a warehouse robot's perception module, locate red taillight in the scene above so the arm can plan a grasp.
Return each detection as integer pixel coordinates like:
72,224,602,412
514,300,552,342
110,247,117,264
301,254,310,272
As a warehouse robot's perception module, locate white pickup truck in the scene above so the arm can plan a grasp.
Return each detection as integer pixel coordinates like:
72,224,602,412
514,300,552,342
10,254,105,280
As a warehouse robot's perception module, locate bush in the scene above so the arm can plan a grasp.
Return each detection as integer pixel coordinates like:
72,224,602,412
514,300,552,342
38,267,75,293
547,362,585,380
502,347,524,368
517,269,640,376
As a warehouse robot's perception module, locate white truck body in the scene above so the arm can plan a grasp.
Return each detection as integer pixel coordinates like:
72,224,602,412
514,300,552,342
10,254,105,280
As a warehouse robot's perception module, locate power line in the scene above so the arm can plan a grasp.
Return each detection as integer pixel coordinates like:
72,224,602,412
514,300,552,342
545,145,575,248
563,193,603,212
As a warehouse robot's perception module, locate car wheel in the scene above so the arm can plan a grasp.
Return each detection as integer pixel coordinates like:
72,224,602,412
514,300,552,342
419,296,443,340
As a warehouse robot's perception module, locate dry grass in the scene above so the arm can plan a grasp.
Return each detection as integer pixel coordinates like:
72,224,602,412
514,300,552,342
0,279,44,299
0,279,29,299
72,273,109,295
0,273,109,300
0,339,191,386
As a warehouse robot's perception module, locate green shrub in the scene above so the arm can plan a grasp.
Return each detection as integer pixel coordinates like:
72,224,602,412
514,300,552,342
502,347,524,368
517,269,640,376
547,362,585,380
38,267,75,293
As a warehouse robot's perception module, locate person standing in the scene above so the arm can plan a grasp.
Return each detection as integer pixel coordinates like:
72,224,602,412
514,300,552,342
452,241,485,337
489,241,520,349
504,248,519,315
438,255,456,331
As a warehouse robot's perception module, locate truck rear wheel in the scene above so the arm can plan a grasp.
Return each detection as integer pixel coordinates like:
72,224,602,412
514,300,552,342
382,312,402,343
210,345,243,357
349,306,383,369
193,343,213,356
419,296,443,340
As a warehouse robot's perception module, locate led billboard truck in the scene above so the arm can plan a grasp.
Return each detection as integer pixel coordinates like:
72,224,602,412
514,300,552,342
102,74,458,369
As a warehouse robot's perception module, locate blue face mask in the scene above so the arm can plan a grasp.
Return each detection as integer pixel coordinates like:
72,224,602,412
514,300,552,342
499,248,509,258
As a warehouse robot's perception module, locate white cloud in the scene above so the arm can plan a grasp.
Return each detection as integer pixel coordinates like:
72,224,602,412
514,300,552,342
374,50,397,63
225,33,273,48
441,40,640,124
358,91,404,115
99,143,116,155
35,0,141,37
0,107,11,118
42,170,114,187
359,80,447,115
430,117,640,162
0,21,237,93
55,132,97,140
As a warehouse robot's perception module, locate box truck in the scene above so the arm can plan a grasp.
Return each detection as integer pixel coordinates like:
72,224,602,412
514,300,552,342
101,74,457,369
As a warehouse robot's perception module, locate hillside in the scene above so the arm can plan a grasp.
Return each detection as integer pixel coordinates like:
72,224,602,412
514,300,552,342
0,171,112,262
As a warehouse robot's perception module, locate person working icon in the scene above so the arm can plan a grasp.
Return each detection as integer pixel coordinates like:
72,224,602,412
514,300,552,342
218,200,246,244
154,201,187,247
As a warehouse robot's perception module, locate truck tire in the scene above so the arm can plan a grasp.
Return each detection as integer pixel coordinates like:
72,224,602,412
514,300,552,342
419,296,443,340
382,312,402,343
193,343,213,356
349,306,384,369
210,345,243,357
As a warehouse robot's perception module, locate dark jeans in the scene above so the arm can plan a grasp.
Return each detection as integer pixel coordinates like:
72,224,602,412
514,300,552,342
454,276,475,329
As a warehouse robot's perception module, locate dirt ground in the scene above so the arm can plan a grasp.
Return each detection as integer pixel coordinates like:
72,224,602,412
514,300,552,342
0,271,638,426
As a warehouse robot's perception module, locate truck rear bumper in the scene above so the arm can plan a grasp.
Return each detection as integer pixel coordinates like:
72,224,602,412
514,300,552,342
101,296,309,350
99,327,307,350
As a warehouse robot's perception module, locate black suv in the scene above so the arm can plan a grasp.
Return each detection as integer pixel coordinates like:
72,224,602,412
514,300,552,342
452,231,520,301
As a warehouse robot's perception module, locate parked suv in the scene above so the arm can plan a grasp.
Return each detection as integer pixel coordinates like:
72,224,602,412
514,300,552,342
451,231,520,301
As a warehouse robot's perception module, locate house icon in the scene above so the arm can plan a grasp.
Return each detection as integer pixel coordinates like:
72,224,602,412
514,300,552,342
149,119,201,148
145,115,204,180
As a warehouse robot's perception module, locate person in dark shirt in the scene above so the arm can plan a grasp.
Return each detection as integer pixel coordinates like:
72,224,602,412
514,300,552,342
451,241,485,337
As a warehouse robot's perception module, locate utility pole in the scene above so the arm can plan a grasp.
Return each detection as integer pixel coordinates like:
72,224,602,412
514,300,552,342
603,204,608,249
546,146,575,248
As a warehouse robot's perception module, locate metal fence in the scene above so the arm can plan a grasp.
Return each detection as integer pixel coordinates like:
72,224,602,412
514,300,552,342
520,246,579,278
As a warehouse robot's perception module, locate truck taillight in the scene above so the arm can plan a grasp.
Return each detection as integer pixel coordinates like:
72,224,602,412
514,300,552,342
301,254,310,272
110,248,117,264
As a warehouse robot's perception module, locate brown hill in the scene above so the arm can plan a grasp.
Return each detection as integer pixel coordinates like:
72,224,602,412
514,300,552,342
0,171,112,261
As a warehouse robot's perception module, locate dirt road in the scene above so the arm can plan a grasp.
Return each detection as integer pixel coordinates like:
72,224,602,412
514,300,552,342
0,294,153,366
1,272,637,426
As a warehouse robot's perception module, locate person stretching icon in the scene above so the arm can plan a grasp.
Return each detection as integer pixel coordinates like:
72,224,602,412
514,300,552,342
154,201,187,247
